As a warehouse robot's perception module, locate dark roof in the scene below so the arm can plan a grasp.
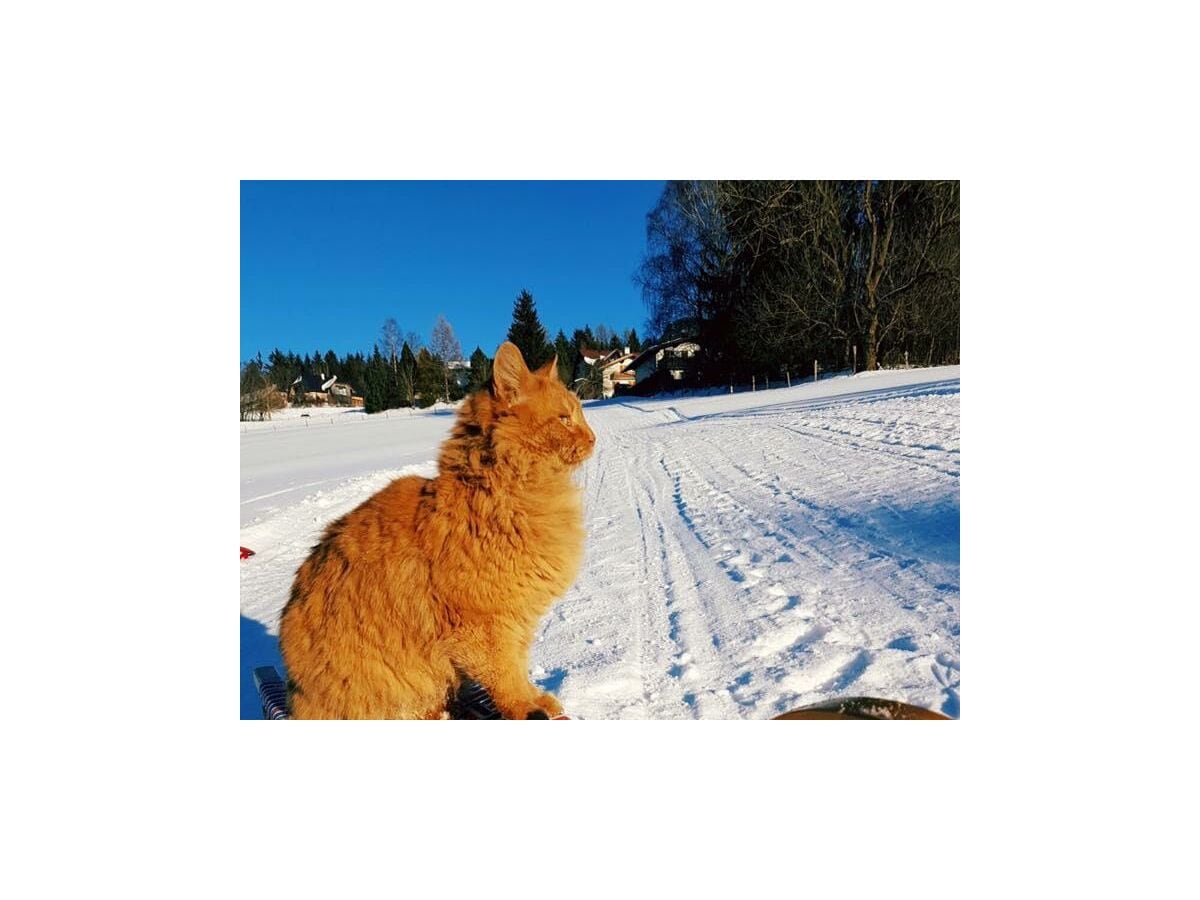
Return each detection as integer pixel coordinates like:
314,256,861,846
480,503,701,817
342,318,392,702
628,337,699,371
293,372,337,393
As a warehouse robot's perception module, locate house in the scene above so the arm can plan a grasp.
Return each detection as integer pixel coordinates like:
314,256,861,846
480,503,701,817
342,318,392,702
609,369,636,393
578,347,608,368
597,349,638,398
574,347,639,399
291,372,338,406
626,338,702,395
446,359,472,391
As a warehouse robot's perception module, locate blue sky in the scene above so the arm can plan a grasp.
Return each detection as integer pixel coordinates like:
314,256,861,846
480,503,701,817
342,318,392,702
240,181,667,362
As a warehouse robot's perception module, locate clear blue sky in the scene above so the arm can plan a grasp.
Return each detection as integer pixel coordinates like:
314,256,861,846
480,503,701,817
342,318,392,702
240,180,667,363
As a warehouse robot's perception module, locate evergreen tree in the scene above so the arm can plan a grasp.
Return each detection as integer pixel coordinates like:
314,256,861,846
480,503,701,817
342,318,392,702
468,346,492,394
342,352,366,398
554,330,574,386
363,346,388,413
506,289,552,369
625,328,642,353
414,348,443,408
578,358,605,401
266,348,292,391
572,326,596,354
398,341,418,407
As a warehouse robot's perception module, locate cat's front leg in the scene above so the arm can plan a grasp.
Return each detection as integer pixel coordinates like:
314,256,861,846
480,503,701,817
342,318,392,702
484,668,563,720
450,626,563,719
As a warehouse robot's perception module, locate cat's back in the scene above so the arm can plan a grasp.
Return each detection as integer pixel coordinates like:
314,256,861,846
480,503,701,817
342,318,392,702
339,473,430,553
279,473,451,719
282,474,432,621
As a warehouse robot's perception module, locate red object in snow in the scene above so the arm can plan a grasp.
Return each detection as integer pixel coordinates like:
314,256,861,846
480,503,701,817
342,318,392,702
240,546,255,560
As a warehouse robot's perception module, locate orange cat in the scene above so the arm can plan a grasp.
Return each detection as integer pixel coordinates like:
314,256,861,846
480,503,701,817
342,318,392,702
278,342,596,719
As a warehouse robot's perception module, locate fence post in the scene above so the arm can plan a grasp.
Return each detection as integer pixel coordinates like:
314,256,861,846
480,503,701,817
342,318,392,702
766,374,770,390
814,360,818,382
752,375,756,392
853,345,857,373
730,377,733,395
905,350,909,368
786,368,791,388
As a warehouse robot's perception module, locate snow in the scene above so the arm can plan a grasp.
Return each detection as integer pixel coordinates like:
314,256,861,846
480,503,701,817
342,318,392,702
241,366,960,719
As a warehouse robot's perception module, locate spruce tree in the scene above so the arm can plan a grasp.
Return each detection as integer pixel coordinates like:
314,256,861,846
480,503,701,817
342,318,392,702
572,326,596,355
363,347,388,413
414,348,443,407
398,342,418,407
554,330,574,386
506,289,552,369
468,346,492,394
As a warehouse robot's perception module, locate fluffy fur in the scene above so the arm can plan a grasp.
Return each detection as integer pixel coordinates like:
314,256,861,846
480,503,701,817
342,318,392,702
278,342,596,719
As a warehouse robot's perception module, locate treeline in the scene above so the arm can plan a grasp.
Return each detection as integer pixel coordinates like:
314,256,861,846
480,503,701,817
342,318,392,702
636,180,959,381
240,293,644,419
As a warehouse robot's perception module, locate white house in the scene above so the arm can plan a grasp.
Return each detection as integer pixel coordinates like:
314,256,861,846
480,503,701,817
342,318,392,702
629,338,701,388
577,347,639,399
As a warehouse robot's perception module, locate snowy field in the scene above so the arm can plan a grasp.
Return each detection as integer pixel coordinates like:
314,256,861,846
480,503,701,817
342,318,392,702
240,366,960,719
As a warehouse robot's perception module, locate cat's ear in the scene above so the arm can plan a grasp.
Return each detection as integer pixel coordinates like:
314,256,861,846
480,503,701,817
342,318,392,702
536,355,558,378
492,341,529,404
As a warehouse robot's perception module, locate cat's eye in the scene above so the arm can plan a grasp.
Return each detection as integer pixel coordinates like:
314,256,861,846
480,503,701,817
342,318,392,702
559,416,572,427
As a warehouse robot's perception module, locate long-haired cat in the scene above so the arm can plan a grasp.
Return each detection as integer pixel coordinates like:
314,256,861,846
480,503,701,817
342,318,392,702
278,341,596,719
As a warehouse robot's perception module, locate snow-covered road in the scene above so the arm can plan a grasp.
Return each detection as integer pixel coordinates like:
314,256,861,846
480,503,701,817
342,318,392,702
240,367,960,719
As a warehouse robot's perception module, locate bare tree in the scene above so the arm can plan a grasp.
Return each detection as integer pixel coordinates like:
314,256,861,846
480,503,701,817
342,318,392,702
380,318,401,372
430,314,462,402
240,361,278,421
635,181,731,343
711,180,959,371
858,180,959,369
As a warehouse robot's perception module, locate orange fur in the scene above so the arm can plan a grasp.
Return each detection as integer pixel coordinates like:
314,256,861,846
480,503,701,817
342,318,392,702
278,342,596,719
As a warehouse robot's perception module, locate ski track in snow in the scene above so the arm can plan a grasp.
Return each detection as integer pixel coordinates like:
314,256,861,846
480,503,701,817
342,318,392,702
241,367,960,719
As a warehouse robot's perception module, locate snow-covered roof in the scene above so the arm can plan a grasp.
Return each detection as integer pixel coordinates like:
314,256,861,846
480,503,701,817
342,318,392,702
294,372,338,393
628,337,700,371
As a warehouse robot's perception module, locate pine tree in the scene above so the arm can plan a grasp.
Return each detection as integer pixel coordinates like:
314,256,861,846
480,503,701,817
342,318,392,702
625,328,642,353
506,289,552,369
578,358,605,401
554,330,573,386
414,348,443,408
468,346,492,394
363,347,388,413
266,348,291,391
342,352,366,398
398,342,418,407
572,326,596,355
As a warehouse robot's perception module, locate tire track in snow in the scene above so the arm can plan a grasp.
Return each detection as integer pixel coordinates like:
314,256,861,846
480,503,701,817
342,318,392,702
646,400,959,715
